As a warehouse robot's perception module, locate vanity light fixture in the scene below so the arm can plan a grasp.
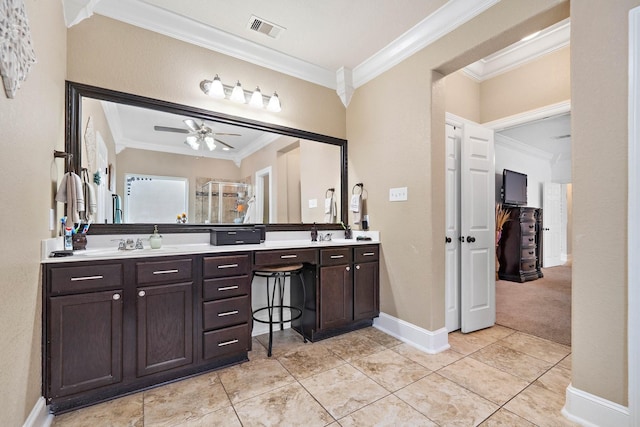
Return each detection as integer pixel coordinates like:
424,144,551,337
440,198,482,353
199,76,281,112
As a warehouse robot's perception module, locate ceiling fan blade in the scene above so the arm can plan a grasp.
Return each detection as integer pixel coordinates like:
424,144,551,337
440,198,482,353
183,119,200,132
214,132,242,137
154,125,189,134
215,138,235,150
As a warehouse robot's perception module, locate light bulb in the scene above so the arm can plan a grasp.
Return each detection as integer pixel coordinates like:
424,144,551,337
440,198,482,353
185,136,199,150
267,92,281,112
209,74,225,99
204,136,216,151
249,86,264,108
230,81,246,103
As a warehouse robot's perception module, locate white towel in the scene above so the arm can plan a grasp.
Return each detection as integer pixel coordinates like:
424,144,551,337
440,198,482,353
55,172,85,224
243,196,256,224
350,193,362,224
324,197,337,223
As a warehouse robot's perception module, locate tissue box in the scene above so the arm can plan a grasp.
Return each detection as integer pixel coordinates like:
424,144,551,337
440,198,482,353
210,227,261,246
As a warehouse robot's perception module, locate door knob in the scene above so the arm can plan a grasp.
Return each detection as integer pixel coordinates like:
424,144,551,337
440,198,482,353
445,237,452,243
466,236,476,243
459,236,465,243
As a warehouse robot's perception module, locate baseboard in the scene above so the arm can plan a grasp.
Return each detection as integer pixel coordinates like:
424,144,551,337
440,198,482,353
22,397,53,427
373,312,449,354
563,384,630,427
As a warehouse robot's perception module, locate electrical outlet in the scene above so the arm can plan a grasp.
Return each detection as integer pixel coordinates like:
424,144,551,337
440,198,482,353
308,198,318,208
389,187,408,201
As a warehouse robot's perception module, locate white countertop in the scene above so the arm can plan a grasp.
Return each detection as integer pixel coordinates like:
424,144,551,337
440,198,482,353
42,230,380,263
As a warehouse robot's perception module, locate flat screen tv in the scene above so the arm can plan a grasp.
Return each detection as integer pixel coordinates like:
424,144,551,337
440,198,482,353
502,169,527,206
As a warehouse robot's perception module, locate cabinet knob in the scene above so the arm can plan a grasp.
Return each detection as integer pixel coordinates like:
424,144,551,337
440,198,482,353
356,265,361,270
138,290,146,297
346,266,350,271
112,293,121,301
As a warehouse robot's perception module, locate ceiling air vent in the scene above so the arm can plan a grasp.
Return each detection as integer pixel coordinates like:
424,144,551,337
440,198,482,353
553,134,571,140
247,15,285,39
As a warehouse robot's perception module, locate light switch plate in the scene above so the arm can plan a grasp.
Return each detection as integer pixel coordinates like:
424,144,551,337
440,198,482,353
308,198,318,208
389,187,408,201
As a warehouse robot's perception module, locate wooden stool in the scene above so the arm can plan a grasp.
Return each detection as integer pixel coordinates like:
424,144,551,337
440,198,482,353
252,264,307,357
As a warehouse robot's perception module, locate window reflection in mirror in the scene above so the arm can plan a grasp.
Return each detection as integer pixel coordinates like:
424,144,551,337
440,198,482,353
79,96,342,225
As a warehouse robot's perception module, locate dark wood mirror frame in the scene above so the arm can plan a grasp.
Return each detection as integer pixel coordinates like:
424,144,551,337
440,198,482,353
65,81,348,234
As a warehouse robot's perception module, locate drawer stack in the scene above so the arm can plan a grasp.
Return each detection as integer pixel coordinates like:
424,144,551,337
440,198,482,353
201,253,252,360
498,207,543,282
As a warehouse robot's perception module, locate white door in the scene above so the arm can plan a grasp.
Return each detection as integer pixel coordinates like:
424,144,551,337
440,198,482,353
543,182,563,267
445,123,461,332
460,123,496,333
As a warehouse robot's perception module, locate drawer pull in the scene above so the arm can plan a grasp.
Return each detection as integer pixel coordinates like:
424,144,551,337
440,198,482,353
362,252,375,256
330,255,344,259
227,232,237,235
235,240,244,244
529,251,535,255
138,290,146,297
529,225,535,228
218,310,239,317
112,293,121,300
217,264,239,269
280,254,297,259
153,269,179,275
218,285,240,291
70,275,103,281
528,238,534,242
218,339,239,347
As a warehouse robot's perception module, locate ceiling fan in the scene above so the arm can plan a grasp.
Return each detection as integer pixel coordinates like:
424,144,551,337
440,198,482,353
154,119,240,151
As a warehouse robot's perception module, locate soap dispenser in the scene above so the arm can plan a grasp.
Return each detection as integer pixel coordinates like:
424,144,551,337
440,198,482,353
149,225,162,249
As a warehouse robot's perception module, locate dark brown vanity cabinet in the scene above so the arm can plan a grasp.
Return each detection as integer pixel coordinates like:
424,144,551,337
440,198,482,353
47,264,124,399
43,254,251,413
319,247,354,330
498,207,544,282
293,244,380,341
353,246,380,320
135,258,194,377
201,254,252,361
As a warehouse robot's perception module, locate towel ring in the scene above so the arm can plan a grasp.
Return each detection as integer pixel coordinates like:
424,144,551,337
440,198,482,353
352,183,363,195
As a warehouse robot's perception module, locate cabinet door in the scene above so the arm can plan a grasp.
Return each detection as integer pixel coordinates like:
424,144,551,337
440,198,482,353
319,264,353,330
49,290,123,398
353,261,379,321
136,282,193,377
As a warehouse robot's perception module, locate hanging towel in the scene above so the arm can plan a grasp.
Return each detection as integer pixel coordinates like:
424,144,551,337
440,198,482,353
243,196,256,224
350,193,362,224
324,196,337,223
82,169,97,222
55,172,85,223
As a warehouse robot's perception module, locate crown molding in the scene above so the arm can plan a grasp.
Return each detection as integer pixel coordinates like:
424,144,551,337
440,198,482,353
352,0,500,88
93,0,337,89
89,0,499,92
463,18,570,82
482,100,571,131
495,133,554,161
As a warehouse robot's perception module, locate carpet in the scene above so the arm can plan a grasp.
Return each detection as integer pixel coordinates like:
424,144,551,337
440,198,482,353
496,264,571,346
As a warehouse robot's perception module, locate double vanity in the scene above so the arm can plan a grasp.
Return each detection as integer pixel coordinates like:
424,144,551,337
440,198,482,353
41,231,380,413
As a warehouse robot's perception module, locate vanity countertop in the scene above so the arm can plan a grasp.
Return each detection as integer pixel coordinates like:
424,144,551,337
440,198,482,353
41,230,380,263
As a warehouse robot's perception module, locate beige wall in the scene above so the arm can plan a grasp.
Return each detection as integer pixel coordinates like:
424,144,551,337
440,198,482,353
67,15,346,140
444,71,481,123
0,1,66,425
300,142,342,224
347,0,569,332
481,46,571,122
570,0,639,406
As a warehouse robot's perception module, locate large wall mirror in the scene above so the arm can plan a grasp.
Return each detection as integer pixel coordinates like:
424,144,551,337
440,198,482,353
65,81,347,234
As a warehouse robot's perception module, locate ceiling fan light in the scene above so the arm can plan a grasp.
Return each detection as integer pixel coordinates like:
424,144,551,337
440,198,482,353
249,86,264,108
204,136,216,151
209,74,225,99
267,92,281,112
185,135,199,150
230,81,246,103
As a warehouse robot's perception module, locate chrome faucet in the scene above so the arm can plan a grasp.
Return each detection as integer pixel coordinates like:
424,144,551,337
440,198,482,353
112,239,126,250
135,238,144,249
125,238,135,250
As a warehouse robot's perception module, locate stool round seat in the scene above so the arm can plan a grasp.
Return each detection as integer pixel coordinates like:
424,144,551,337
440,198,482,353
252,264,307,357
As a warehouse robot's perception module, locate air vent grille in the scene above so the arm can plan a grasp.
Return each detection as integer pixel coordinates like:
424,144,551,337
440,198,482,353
553,134,571,140
247,15,284,39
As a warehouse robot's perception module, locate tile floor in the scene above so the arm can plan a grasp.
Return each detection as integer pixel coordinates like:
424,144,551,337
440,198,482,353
52,325,578,426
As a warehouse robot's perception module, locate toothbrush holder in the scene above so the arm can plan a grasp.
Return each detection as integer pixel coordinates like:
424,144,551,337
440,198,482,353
72,233,87,250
